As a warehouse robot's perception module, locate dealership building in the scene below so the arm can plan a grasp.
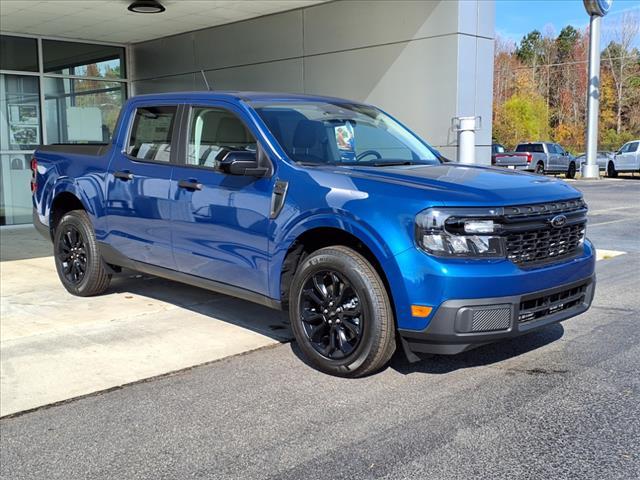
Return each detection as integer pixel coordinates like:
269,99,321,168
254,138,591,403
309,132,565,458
0,0,494,226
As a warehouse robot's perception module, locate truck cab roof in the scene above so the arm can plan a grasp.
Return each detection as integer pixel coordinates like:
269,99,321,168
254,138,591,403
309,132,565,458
130,90,365,106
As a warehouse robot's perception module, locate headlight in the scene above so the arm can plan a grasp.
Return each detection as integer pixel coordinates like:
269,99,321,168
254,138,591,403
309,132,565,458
415,207,505,258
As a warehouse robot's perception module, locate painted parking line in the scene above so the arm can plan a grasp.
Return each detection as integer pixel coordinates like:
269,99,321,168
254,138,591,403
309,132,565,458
596,249,626,261
589,218,628,227
589,206,636,215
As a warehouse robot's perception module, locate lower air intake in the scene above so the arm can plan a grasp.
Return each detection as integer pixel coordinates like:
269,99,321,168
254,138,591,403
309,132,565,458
471,307,511,332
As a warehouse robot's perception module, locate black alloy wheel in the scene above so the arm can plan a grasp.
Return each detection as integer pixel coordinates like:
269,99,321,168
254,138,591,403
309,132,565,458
289,246,396,377
57,225,87,284
299,270,364,359
535,162,544,174
53,209,111,296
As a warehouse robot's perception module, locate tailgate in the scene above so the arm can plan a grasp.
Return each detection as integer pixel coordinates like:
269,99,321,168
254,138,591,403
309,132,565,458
494,153,530,167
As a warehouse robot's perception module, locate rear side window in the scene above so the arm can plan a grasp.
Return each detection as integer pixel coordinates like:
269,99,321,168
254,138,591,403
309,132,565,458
127,106,177,162
629,142,639,153
516,143,544,153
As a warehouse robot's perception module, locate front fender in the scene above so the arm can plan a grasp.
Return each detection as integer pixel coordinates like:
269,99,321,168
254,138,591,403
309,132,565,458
268,211,409,318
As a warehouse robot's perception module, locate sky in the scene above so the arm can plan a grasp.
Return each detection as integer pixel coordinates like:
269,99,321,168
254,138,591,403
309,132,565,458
495,0,640,48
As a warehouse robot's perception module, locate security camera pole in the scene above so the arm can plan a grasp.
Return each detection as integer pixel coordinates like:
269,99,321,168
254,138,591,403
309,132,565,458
581,0,613,179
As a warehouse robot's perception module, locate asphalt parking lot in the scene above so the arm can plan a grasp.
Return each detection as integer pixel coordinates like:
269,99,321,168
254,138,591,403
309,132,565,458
1,177,639,480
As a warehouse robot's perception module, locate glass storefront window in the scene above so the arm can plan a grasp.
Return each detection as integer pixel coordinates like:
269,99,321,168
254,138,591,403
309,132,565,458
0,74,41,151
0,35,39,72
0,153,33,225
43,40,126,79
0,36,127,225
44,77,125,143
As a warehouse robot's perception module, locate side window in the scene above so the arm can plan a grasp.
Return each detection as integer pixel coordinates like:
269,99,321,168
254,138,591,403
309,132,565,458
547,144,558,154
629,142,639,153
187,107,256,168
127,106,177,162
619,143,630,153
532,144,545,153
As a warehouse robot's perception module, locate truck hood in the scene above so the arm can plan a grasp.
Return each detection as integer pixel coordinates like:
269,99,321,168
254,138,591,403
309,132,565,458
338,163,582,206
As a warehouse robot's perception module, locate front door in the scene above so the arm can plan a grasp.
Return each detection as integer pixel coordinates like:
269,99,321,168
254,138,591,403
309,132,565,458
170,103,274,296
617,142,638,170
105,104,178,269
547,143,560,171
555,144,569,171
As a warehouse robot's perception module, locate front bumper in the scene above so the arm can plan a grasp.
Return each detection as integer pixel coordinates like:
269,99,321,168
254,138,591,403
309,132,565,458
399,274,595,355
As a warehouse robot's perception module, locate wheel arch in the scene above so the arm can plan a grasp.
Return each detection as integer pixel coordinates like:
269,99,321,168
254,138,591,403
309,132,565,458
275,218,402,318
49,182,94,235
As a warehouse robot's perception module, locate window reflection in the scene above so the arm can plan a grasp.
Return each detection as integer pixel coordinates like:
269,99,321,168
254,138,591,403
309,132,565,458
0,153,32,225
44,77,125,143
0,74,41,151
0,36,38,72
43,40,125,79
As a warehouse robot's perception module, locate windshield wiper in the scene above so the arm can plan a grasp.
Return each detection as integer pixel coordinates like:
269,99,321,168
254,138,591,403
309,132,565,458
370,161,416,167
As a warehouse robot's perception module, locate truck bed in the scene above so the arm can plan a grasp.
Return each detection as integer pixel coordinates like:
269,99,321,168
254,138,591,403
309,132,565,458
37,143,112,157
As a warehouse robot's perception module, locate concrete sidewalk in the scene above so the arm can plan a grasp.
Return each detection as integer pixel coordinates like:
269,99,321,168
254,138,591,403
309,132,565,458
0,227,291,417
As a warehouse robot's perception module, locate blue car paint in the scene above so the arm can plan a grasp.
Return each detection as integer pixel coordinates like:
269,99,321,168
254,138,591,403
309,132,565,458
33,91,595,333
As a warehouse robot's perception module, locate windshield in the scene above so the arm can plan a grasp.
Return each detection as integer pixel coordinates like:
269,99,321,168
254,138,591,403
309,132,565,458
249,101,439,166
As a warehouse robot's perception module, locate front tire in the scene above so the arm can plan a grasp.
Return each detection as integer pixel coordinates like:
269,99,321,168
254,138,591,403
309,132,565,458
289,246,396,377
607,161,618,178
566,161,576,179
54,210,111,296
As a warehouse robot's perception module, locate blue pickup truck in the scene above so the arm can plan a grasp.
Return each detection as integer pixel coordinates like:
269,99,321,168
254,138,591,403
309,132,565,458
32,92,595,377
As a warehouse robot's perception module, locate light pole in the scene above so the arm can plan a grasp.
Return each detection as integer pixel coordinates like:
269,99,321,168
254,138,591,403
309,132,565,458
582,0,613,179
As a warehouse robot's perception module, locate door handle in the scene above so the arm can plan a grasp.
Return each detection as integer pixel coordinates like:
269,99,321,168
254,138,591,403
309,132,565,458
114,170,134,181
178,179,203,191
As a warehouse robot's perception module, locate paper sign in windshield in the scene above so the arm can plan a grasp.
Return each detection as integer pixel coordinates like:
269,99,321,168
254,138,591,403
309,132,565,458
334,122,355,161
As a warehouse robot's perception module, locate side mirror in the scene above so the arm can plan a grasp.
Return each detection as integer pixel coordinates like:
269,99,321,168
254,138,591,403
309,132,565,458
219,150,268,177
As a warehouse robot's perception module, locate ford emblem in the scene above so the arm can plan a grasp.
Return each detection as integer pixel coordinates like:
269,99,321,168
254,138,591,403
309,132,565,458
551,214,567,228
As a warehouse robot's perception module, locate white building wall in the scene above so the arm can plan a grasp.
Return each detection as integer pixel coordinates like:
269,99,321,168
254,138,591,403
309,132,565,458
131,0,495,164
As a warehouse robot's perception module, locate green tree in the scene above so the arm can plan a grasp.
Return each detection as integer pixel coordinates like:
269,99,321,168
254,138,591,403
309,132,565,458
494,92,549,148
555,25,580,62
516,30,544,65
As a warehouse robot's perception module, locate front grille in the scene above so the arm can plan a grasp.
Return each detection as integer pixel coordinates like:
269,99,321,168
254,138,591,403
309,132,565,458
518,281,589,323
501,199,587,266
506,223,586,265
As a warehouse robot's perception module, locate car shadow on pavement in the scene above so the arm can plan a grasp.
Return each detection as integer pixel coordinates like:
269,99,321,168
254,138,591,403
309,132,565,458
388,323,565,375
287,324,564,377
106,270,292,342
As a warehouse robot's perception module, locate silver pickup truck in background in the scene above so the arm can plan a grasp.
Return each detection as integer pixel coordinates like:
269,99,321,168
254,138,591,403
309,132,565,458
494,142,578,178
608,140,640,177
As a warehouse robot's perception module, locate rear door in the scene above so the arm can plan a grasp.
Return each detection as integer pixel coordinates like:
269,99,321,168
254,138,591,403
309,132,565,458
105,103,178,269
169,102,275,296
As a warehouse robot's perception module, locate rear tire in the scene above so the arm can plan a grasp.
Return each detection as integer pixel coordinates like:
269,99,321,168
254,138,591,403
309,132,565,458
566,161,576,179
535,162,544,175
289,246,396,377
53,210,111,296
607,161,618,178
